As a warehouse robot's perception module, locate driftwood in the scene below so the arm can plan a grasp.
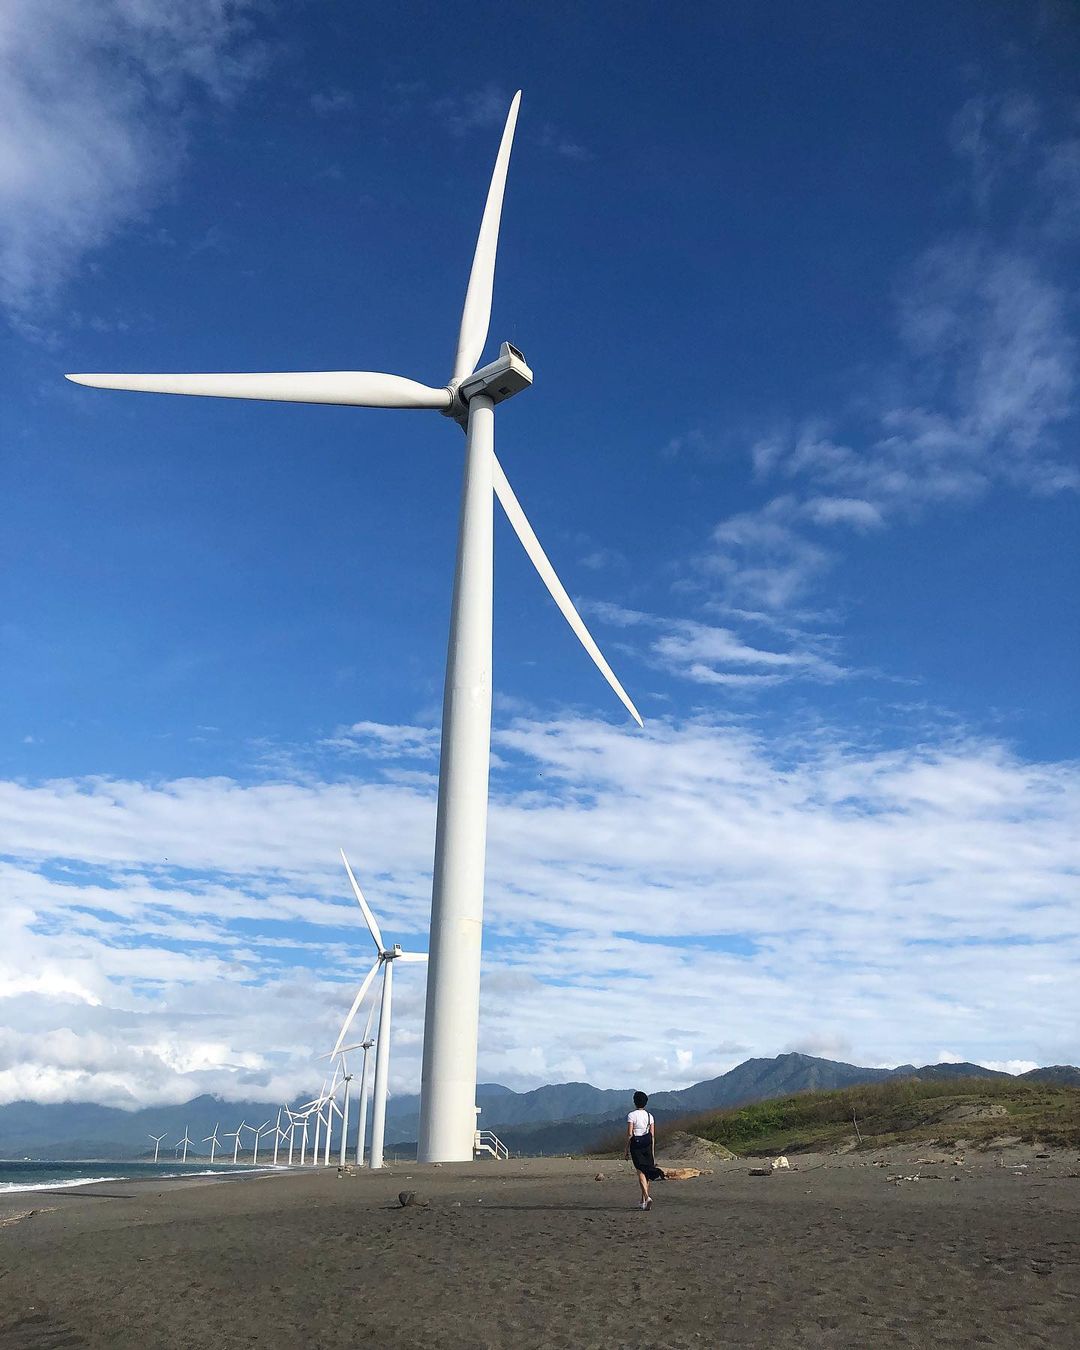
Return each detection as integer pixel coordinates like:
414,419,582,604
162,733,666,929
748,1166,774,1177
661,1167,711,1180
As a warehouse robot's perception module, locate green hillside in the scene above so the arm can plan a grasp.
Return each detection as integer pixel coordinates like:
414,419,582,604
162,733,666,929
597,1078,1080,1157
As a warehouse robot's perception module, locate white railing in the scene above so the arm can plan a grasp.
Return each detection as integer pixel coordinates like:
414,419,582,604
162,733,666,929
474,1130,509,1160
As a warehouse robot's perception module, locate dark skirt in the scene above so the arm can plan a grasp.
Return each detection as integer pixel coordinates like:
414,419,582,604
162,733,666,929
629,1133,664,1181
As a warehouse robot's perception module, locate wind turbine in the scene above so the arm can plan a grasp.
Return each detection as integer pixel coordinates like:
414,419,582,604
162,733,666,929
325,1012,377,1165
65,91,642,1162
202,1123,222,1164
241,1118,269,1164
331,850,426,1170
323,1092,343,1167
282,1108,298,1166
177,1126,193,1164
148,1133,167,1163
293,1105,316,1165
225,1121,245,1165
249,1119,273,1166
335,1051,354,1168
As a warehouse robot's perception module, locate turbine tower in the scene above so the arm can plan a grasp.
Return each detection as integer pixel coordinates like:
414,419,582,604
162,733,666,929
330,850,426,1169
65,91,642,1162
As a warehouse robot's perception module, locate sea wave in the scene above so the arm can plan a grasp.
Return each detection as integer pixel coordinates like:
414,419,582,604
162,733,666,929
0,1175,122,1193
0,1165,280,1195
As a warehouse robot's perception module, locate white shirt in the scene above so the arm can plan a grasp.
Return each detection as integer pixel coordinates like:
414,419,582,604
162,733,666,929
627,1108,653,1137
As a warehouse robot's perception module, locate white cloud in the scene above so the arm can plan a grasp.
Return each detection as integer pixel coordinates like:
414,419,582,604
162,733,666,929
802,497,884,530
0,0,264,326
591,603,846,686
1,715,1077,1107
699,499,833,610
321,721,440,759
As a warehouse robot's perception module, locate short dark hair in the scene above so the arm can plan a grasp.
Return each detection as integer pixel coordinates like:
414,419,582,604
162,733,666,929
633,1091,648,1109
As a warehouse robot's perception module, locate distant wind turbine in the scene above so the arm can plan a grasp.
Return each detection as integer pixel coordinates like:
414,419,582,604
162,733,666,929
331,850,426,1170
148,1133,167,1163
202,1123,222,1164
282,1108,298,1166
334,1052,354,1169
65,91,642,1162
325,1009,377,1165
248,1119,273,1166
225,1122,245,1165
177,1126,193,1164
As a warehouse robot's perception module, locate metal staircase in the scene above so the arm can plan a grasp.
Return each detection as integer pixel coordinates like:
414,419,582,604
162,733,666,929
474,1130,509,1160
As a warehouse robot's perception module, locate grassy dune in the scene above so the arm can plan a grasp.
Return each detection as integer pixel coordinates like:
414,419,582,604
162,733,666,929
594,1078,1080,1157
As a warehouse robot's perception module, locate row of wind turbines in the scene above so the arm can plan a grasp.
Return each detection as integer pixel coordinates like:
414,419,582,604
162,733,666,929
147,846,419,1172
68,90,642,1161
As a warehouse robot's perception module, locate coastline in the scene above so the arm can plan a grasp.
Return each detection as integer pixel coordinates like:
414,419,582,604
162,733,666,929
0,1161,280,1199
1,1150,1078,1347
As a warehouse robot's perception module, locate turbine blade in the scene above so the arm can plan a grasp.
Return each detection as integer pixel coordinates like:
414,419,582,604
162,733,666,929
452,91,522,383
65,370,451,410
396,951,428,962
339,849,385,951
362,998,378,1044
331,958,382,1056
492,454,644,727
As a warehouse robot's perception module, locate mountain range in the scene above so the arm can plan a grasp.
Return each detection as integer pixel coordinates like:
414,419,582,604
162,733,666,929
3,1054,1076,1159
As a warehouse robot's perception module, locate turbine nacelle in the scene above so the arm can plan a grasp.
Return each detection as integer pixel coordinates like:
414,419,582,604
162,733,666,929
445,341,533,425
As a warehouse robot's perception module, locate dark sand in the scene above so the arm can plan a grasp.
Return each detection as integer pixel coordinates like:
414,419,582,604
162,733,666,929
1,1147,1078,1348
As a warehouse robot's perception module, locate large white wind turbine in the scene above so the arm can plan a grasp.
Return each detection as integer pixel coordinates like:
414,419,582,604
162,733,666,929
148,1132,167,1163
331,850,426,1169
65,91,642,1162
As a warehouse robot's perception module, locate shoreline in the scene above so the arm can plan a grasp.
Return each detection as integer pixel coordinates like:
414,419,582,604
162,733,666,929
0,1162,285,1201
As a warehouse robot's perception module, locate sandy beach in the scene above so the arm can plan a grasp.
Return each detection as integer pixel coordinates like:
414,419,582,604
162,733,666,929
1,1148,1078,1349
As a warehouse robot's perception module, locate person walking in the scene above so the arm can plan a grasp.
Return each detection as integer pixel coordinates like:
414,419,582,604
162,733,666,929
625,1090,663,1210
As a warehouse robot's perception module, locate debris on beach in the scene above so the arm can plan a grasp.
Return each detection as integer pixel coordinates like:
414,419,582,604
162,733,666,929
661,1167,711,1180
772,1156,791,1170
0,1208,51,1227
397,1191,429,1208
748,1166,773,1177
593,1172,606,1182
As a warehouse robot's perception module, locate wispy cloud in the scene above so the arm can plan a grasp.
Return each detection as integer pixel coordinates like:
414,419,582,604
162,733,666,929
698,499,833,611
592,602,847,687
434,84,510,137
310,87,355,116
320,720,439,759
0,0,265,330
693,92,1079,615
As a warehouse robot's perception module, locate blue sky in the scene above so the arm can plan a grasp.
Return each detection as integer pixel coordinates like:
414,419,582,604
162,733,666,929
1,1,1078,1109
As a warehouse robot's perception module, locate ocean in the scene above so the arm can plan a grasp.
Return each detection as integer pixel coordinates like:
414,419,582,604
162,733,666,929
0,1159,274,1194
